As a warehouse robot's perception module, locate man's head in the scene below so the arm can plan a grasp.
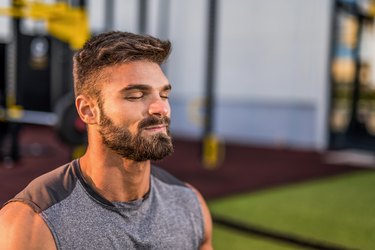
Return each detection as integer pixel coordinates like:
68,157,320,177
74,31,173,161
73,31,171,99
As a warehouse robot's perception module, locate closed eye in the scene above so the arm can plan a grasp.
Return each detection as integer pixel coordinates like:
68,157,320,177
125,91,144,100
160,90,171,99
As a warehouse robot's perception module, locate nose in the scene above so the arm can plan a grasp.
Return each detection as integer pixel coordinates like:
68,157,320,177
148,98,169,117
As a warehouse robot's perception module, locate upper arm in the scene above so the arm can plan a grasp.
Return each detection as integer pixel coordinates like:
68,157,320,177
0,202,56,250
186,184,213,250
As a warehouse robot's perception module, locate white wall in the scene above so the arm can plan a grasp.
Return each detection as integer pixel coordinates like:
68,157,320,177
87,0,138,33
155,0,332,150
215,0,332,149
218,0,329,102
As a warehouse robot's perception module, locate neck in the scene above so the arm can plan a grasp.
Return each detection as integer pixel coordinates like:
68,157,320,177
79,146,151,202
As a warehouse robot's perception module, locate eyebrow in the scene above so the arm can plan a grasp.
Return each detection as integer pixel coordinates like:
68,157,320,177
121,84,172,92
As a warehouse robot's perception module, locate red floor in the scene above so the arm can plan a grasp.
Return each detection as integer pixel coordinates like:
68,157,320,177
0,125,360,204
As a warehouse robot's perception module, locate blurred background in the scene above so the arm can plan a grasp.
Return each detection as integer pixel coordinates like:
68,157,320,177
0,0,375,249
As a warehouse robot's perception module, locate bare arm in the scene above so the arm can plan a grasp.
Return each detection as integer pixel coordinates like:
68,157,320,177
187,184,213,250
0,202,56,250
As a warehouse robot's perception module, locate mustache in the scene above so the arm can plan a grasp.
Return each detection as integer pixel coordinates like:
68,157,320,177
138,116,170,129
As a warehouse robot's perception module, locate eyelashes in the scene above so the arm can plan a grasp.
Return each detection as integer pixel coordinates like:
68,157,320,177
125,93,169,101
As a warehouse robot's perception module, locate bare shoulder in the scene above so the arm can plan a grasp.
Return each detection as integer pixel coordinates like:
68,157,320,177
0,201,56,250
186,183,213,250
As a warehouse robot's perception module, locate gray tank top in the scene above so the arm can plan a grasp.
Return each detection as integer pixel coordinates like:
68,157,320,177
6,160,204,249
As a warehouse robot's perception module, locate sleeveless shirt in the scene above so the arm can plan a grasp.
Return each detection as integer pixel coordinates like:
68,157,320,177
5,160,204,249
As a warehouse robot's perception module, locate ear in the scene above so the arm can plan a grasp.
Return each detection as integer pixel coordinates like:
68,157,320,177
75,95,99,125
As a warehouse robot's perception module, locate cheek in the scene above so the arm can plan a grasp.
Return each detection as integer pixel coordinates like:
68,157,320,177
117,111,143,133
116,115,138,129
110,101,145,122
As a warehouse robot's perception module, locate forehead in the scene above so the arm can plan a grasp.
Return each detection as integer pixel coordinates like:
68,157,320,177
100,60,169,92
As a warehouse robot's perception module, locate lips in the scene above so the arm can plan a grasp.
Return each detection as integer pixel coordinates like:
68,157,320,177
144,124,168,131
139,116,170,130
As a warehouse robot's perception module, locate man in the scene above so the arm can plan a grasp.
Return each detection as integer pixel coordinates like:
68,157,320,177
0,31,213,249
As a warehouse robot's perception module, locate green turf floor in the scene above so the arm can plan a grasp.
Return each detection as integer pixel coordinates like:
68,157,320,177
209,170,375,250
213,224,304,250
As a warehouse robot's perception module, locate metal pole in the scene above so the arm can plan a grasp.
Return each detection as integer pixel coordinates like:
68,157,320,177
204,0,217,137
138,0,148,34
202,0,223,169
104,0,115,31
6,0,21,110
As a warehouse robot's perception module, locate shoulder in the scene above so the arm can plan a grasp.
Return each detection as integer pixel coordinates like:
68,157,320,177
151,166,197,204
186,184,213,250
151,166,206,208
10,161,78,212
0,161,77,249
0,202,56,249
151,166,213,249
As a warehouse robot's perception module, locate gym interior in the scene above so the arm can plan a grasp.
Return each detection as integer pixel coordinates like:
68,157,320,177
0,0,375,249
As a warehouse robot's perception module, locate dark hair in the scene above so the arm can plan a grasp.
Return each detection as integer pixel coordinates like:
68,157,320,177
73,31,171,97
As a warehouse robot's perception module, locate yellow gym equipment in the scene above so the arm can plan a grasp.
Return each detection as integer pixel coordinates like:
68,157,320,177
0,0,90,50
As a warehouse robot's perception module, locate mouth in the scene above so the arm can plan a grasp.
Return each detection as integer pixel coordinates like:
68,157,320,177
143,124,168,133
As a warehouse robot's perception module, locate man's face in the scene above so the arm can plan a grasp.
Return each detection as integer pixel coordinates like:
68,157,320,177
96,60,173,161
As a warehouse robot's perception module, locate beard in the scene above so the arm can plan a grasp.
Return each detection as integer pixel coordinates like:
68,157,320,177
98,110,173,162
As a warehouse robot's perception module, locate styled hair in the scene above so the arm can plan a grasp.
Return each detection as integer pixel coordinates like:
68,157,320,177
73,31,171,98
